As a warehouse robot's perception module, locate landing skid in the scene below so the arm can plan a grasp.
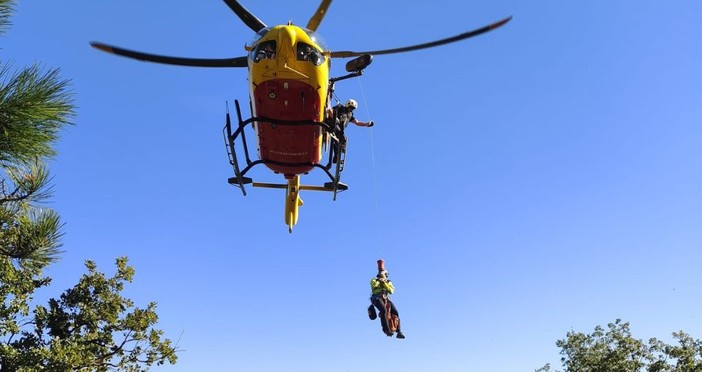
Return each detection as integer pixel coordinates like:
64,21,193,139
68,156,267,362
223,100,348,232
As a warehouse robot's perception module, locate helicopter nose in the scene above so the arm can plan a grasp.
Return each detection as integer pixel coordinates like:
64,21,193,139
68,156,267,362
277,27,297,67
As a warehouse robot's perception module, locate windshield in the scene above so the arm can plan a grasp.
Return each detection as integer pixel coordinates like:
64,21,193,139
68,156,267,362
302,28,328,51
248,26,328,64
251,27,272,44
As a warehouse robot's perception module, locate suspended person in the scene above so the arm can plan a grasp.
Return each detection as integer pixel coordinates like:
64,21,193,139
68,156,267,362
368,261,405,339
326,99,374,163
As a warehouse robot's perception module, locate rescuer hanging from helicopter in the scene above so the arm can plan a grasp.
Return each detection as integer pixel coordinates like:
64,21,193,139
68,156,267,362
326,99,374,163
328,99,374,129
368,259,405,339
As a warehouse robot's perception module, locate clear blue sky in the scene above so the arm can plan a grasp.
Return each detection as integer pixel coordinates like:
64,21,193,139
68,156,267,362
5,1,702,371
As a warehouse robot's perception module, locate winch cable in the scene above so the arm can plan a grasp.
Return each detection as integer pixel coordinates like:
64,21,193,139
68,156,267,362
356,77,383,257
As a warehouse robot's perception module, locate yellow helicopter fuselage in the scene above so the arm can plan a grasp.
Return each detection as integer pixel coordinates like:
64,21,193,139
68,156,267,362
248,25,330,178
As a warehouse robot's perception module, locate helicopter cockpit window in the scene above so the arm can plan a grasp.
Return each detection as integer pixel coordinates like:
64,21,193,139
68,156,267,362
252,40,276,63
296,42,324,66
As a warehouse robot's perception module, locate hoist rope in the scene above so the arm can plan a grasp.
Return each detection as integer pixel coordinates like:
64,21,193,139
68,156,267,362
356,77,383,257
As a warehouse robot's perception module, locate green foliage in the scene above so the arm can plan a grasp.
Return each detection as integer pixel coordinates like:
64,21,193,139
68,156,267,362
1,163,63,267
0,0,12,36
1,258,178,371
0,253,47,339
0,2,178,369
0,0,69,270
0,63,74,165
1,0,73,167
538,319,702,372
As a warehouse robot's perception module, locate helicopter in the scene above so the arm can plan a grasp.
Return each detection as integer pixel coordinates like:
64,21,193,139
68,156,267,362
90,0,511,232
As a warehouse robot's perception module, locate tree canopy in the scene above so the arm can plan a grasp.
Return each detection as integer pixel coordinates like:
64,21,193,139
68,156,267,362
1,0,178,369
538,319,702,372
1,258,178,371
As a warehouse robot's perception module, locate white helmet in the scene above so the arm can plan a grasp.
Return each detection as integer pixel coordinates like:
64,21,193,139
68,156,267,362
346,99,358,109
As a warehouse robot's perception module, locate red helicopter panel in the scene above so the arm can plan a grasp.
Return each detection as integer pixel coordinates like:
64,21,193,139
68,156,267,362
253,79,323,177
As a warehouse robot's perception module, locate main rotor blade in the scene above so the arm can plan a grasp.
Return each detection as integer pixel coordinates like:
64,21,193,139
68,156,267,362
306,0,332,31
90,42,248,68
330,16,512,58
222,0,267,32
